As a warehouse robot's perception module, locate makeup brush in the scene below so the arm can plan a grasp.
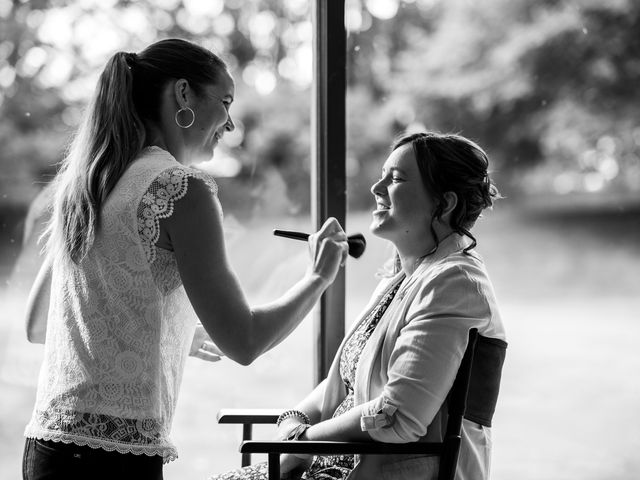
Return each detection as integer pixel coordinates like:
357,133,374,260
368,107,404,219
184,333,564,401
273,229,366,259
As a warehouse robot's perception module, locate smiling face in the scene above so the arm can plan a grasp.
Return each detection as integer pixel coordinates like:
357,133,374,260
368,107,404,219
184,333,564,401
183,71,235,162
370,144,437,256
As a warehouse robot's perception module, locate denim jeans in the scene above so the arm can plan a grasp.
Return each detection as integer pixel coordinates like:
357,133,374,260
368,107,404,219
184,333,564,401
22,438,164,480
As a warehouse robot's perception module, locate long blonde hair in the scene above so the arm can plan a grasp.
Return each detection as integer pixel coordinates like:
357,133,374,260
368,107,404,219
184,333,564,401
45,39,227,264
46,52,143,264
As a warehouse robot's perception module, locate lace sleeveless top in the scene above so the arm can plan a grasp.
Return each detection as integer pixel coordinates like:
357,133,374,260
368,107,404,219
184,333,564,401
24,147,219,463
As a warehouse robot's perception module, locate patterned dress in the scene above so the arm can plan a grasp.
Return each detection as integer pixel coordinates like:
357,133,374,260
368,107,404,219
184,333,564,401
210,279,404,480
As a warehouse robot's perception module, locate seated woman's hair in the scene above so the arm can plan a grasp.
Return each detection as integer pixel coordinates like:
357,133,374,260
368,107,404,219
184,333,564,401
393,131,501,252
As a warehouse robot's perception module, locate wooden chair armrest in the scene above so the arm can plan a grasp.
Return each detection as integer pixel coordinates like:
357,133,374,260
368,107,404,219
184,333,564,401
240,440,448,456
217,409,284,424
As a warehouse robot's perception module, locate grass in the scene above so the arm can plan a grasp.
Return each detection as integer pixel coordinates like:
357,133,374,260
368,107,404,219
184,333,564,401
1,203,639,480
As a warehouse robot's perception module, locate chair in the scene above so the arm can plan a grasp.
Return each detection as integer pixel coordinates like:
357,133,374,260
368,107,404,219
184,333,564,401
217,328,507,480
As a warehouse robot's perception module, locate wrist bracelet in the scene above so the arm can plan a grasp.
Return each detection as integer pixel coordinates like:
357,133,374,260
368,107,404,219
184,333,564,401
276,409,310,427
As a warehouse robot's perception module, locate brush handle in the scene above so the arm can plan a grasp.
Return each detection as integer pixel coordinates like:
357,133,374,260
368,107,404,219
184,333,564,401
273,230,310,241
273,229,366,259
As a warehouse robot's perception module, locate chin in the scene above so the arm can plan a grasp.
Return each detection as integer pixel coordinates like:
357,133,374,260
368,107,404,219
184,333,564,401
369,220,387,239
193,147,215,164
371,218,402,245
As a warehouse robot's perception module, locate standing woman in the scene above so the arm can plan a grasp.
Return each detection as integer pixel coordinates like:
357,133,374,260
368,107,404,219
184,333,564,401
22,38,348,480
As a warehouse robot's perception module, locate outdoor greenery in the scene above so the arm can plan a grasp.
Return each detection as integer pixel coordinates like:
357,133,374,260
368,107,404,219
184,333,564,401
1,0,638,218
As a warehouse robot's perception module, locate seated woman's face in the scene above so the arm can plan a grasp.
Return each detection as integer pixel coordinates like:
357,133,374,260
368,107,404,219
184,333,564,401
369,144,436,252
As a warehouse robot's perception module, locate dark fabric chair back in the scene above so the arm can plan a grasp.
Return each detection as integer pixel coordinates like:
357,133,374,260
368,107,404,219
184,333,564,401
464,335,508,427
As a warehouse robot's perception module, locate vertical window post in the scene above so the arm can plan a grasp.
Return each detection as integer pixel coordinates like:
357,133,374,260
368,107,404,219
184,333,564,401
311,0,346,384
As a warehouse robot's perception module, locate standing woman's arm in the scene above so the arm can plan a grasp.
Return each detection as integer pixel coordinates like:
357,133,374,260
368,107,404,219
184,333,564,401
25,254,52,344
165,176,348,366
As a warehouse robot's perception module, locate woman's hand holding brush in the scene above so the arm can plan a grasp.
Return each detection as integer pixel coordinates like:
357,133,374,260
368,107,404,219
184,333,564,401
274,228,366,259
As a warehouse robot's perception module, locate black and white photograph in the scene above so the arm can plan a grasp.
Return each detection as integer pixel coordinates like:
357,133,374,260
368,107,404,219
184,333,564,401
0,1,638,479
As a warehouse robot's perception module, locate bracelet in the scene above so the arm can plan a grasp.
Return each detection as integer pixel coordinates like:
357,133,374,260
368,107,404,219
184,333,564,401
276,409,310,427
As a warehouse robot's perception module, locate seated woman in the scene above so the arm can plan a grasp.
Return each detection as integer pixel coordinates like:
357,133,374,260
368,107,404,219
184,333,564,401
211,131,507,480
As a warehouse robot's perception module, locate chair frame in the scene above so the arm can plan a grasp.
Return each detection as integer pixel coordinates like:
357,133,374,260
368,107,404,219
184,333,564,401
217,328,479,480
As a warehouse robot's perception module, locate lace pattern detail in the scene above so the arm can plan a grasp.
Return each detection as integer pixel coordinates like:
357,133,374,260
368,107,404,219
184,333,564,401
25,148,204,462
138,166,218,265
27,410,176,462
27,433,176,463
33,409,163,444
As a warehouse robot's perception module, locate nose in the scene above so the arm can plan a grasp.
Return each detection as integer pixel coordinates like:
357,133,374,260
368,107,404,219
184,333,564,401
370,177,387,197
225,114,235,132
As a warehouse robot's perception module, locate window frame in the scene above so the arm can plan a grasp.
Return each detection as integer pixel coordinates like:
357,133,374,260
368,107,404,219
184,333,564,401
311,0,347,384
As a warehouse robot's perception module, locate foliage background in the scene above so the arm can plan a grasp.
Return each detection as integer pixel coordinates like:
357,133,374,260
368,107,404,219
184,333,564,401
1,0,639,232
0,0,639,479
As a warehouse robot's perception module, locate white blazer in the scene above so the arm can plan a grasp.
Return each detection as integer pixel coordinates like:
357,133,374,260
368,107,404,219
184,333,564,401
318,234,506,480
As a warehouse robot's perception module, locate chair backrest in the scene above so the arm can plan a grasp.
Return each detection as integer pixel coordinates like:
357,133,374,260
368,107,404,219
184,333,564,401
437,329,507,480
465,335,508,427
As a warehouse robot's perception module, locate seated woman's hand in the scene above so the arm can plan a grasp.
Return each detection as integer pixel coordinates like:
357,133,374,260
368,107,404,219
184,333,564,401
276,418,313,479
276,417,305,441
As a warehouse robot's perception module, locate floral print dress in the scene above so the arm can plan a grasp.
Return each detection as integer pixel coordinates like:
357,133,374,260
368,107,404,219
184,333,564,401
210,279,404,480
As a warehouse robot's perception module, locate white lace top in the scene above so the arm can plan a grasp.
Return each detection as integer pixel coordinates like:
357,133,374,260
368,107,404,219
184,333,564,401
24,147,219,463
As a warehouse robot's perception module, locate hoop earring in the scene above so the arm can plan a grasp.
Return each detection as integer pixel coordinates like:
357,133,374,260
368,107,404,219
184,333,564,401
175,107,195,129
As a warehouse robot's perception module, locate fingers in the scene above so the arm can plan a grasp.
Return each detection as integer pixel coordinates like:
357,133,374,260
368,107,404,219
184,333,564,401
319,236,348,267
192,350,222,362
340,241,349,267
310,218,347,249
317,236,349,263
306,218,351,283
190,335,224,362
308,237,348,284
317,217,346,239
201,340,224,357
193,342,223,362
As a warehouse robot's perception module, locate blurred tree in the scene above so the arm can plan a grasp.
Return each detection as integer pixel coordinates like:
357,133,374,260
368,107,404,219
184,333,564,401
0,0,316,221
385,0,640,197
1,0,639,228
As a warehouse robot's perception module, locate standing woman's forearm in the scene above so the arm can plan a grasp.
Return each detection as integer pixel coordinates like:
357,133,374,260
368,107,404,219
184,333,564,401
248,224,348,356
168,180,348,365
250,271,330,355
230,230,346,363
